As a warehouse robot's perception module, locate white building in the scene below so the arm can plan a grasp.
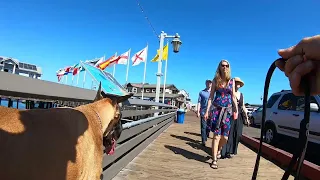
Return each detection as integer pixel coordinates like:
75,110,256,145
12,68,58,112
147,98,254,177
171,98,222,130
0,56,42,79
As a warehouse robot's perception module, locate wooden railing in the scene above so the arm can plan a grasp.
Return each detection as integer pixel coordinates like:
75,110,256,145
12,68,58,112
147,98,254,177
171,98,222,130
101,100,176,180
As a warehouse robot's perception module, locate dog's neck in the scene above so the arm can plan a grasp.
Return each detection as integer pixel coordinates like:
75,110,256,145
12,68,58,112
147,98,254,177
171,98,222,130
90,107,103,135
88,100,115,136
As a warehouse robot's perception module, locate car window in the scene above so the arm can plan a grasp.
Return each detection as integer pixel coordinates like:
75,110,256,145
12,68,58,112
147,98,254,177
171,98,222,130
267,94,281,108
278,93,296,110
256,107,263,112
296,96,319,111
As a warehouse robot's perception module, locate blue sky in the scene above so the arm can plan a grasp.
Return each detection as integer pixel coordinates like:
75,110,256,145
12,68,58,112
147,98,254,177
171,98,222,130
1,0,319,104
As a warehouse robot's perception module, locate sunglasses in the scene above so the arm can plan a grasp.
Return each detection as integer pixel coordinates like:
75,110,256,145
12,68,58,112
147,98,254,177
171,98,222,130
221,64,229,68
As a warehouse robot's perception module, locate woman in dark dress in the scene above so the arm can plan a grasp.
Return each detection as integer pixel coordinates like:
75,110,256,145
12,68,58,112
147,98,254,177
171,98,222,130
221,77,250,158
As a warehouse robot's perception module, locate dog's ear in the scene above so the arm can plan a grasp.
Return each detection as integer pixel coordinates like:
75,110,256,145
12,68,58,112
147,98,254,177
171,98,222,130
111,93,134,105
94,82,103,102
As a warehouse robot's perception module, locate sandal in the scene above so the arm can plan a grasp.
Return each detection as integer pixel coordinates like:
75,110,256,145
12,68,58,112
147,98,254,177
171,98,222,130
217,151,221,159
210,159,218,169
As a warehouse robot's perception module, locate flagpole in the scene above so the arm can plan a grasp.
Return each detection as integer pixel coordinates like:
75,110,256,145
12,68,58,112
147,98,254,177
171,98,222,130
72,75,74,85
113,52,117,77
65,75,68,85
162,41,169,103
76,72,80,86
125,49,131,84
91,57,96,88
83,70,86,88
141,45,148,100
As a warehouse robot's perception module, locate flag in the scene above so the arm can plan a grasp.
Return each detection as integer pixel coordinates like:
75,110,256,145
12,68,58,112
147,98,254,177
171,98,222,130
114,50,130,65
97,55,116,70
150,44,168,62
94,56,105,67
72,64,81,75
72,63,85,75
132,46,148,66
56,69,65,82
85,58,100,65
64,66,74,74
72,64,78,75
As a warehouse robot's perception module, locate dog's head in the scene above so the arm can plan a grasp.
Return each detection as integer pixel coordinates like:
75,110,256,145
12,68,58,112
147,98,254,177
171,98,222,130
93,82,133,155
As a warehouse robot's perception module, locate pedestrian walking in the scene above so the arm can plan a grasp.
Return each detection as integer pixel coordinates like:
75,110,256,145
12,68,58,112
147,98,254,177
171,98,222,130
197,79,212,146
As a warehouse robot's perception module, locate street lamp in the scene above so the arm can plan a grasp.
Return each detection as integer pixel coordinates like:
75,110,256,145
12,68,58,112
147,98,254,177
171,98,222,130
155,31,182,105
171,33,182,53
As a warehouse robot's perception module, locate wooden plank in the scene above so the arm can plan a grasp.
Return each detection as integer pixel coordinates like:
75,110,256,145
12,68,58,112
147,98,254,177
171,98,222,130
113,112,294,180
101,117,173,180
122,109,176,118
102,117,174,168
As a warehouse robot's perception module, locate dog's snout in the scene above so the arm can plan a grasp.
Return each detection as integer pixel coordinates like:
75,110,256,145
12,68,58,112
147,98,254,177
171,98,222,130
113,118,123,140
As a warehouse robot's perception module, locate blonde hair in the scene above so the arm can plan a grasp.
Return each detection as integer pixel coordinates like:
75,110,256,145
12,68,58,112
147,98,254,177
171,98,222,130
214,59,231,88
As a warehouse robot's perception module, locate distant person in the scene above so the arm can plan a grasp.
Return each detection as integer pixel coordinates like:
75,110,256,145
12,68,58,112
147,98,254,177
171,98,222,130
221,77,250,158
204,59,238,169
275,35,320,96
197,80,212,146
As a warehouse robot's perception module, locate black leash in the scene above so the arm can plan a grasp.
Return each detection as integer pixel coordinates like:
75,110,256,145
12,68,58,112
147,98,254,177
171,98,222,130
251,58,311,180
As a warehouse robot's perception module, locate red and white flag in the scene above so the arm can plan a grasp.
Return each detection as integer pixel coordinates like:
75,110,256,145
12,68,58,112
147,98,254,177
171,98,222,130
56,69,65,82
131,46,148,66
113,49,130,65
64,66,74,74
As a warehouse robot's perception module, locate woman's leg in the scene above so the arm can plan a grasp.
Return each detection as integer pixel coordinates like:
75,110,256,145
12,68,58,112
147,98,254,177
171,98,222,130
211,133,220,169
210,109,220,159
219,135,228,152
219,115,232,154
212,134,220,159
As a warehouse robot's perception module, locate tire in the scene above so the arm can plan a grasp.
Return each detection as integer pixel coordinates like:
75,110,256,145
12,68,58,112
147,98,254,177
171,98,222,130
264,123,278,145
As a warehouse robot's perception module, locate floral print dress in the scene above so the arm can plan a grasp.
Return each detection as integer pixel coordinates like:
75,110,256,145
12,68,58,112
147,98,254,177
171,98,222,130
210,79,233,137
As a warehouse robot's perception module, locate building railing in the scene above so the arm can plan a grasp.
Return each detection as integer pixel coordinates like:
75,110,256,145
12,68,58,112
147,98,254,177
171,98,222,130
0,72,178,179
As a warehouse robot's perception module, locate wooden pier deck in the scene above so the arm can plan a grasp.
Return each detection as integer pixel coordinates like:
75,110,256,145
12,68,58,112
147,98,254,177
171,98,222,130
113,112,293,180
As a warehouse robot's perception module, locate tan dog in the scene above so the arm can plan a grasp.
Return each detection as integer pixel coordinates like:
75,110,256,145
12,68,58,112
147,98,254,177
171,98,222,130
0,83,132,180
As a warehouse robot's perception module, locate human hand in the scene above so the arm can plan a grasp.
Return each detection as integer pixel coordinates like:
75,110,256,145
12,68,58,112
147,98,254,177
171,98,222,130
204,112,209,120
275,35,320,96
197,111,200,118
233,112,238,120
246,119,251,127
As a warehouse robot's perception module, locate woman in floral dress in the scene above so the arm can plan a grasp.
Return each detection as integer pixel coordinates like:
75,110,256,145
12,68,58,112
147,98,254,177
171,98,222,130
204,59,238,169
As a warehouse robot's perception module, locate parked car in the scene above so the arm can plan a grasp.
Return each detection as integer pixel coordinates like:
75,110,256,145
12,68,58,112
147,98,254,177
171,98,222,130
257,90,320,145
246,107,256,118
250,106,263,125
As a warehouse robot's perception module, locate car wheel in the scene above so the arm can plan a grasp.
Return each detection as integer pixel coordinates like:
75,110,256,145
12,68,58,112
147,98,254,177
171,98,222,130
264,123,277,145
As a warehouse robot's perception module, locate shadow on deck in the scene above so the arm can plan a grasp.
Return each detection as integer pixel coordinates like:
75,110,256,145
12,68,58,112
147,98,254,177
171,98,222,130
113,112,293,180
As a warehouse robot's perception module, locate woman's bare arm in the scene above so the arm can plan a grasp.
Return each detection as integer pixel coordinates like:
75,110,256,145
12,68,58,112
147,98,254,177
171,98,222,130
205,79,216,117
242,94,250,123
232,78,238,114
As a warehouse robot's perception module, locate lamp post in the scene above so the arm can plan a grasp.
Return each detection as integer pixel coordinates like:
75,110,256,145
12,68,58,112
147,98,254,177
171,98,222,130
155,31,182,104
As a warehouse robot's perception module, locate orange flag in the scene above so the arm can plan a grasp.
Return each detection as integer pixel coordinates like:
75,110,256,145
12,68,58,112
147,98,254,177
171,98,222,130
98,55,116,70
